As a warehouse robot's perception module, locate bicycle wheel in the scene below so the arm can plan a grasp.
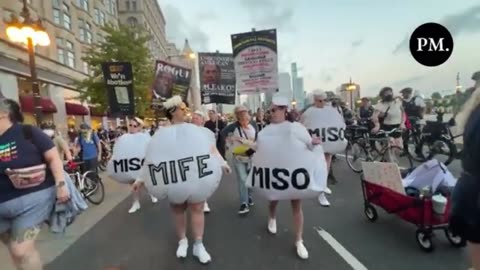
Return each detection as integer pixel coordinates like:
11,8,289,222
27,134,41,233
83,172,105,205
97,160,107,172
404,132,426,162
345,141,370,173
418,137,456,165
377,145,413,170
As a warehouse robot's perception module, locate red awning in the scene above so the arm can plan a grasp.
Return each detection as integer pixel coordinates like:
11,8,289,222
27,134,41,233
65,102,89,116
19,95,58,113
89,106,107,117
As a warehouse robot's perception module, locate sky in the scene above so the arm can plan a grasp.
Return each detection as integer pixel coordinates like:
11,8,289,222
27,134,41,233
160,0,480,97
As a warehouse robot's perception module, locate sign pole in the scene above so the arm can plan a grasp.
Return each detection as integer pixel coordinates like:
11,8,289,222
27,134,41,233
214,50,220,138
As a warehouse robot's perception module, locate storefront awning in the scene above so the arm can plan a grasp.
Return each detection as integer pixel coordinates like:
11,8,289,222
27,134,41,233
19,95,57,113
66,102,89,116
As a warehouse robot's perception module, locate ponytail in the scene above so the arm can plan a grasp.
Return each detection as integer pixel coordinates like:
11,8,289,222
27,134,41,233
5,99,24,123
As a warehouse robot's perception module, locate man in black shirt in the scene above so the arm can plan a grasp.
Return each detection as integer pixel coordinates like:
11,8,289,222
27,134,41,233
204,109,227,158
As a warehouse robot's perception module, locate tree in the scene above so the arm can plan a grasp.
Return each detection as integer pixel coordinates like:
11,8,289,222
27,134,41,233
76,24,154,116
431,92,442,100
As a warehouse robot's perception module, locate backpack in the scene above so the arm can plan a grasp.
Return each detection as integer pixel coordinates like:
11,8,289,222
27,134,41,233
403,96,422,118
77,134,98,159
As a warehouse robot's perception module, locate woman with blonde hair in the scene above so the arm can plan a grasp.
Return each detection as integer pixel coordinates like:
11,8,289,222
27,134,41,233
450,87,480,270
127,117,158,214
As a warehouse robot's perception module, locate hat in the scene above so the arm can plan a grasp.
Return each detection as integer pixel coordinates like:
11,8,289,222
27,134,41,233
400,87,413,93
80,123,91,129
163,96,185,112
234,105,248,114
272,94,289,106
193,110,205,118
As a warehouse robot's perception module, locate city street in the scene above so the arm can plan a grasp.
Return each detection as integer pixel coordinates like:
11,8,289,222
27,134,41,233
34,159,469,270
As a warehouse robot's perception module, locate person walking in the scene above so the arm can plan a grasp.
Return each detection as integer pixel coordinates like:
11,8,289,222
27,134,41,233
74,123,102,173
0,98,70,270
40,122,73,162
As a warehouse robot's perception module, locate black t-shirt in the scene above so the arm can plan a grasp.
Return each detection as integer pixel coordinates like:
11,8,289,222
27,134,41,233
461,105,480,176
0,124,55,203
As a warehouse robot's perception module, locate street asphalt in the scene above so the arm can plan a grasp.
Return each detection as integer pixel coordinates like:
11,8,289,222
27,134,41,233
45,159,469,270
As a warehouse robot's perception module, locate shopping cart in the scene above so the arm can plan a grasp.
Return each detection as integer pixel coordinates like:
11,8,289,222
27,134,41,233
360,162,466,252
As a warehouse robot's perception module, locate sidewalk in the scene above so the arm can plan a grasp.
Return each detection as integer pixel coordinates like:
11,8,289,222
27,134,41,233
0,175,130,270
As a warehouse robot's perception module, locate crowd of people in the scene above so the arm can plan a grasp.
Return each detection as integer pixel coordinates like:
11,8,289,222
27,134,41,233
0,82,479,269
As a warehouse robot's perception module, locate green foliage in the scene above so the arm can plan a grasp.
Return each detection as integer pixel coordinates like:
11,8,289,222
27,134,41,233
431,92,442,100
75,24,154,116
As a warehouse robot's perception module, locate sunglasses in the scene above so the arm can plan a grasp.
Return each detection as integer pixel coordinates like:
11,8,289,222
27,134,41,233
314,99,324,103
129,124,139,128
271,106,286,113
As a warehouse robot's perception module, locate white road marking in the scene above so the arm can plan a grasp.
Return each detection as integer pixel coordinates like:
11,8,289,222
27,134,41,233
315,227,368,270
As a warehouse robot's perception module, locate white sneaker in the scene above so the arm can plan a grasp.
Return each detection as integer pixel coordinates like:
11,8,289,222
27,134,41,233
193,242,211,264
203,202,211,213
324,187,332,195
296,240,309,259
128,200,141,213
267,218,277,234
176,238,188,258
318,193,331,207
151,195,158,203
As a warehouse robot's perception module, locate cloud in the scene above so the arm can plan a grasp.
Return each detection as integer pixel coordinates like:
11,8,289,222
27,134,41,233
195,11,219,22
393,4,480,54
392,74,427,86
239,0,296,31
163,5,210,51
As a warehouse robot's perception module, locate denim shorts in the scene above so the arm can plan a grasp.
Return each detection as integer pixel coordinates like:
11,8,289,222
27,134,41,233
0,187,55,241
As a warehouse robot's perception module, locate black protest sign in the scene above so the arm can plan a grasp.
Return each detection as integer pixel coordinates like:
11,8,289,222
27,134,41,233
102,62,135,116
198,52,236,105
151,60,192,107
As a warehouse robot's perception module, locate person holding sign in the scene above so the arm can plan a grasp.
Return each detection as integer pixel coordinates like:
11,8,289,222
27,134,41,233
134,96,231,265
301,90,347,207
126,117,158,214
245,94,325,260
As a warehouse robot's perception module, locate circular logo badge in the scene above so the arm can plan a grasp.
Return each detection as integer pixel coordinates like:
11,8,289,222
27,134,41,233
409,22,454,67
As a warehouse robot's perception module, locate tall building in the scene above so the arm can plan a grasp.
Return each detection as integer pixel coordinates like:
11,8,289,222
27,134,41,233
278,72,292,99
0,0,119,132
291,63,305,109
117,0,168,60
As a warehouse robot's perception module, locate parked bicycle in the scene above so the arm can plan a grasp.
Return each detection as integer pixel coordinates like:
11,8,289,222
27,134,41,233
345,126,413,173
97,140,112,172
65,161,105,205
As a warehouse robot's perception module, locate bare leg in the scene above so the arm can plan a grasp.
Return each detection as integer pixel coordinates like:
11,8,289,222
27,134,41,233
469,242,480,270
128,182,141,213
170,203,187,240
269,200,279,219
324,153,332,170
291,200,303,242
189,202,205,241
9,227,43,270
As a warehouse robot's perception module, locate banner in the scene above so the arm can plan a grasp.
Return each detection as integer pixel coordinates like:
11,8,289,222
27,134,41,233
230,29,278,95
198,53,236,105
101,62,134,116
151,60,191,106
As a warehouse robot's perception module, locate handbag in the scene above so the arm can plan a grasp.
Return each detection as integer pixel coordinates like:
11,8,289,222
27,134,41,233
233,125,255,162
6,164,47,189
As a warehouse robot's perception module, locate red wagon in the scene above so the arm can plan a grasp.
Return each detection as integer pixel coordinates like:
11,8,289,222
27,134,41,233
361,174,466,252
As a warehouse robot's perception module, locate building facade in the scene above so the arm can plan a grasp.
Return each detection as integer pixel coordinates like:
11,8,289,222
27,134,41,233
0,0,120,134
291,63,305,110
117,0,167,60
278,72,292,100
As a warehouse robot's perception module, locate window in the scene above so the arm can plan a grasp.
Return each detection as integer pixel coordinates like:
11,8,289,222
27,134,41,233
100,11,105,26
107,0,116,15
82,61,89,74
77,0,88,11
3,10,13,21
53,9,61,24
62,3,69,12
94,8,99,24
97,33,104,43
79,20,92,44
67,51,75,68
56,37,65,64
127,17,137,27
63,13,71,30
85,22,92,43
53,0,61,6
126,1,130,10
66,41,73,50
132,1,136,11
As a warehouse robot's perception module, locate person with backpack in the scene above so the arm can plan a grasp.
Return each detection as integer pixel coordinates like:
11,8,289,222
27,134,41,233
400,87,425,121
221,105,258,215
74,123,102,173
0,98,70,270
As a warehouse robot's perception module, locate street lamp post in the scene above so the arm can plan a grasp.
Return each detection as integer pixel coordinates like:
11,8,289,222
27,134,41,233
5,0,50,125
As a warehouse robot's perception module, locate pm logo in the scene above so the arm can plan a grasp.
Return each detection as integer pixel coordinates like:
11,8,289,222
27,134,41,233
409,22,454,67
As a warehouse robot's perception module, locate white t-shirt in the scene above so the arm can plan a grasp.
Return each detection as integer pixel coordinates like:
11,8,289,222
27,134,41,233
375,100,403,125
229,123,256,149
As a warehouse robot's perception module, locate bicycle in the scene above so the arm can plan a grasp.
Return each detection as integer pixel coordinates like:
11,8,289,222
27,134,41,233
65,161,105,205
345,126,413,173
403,116,425,162
97,140,112,172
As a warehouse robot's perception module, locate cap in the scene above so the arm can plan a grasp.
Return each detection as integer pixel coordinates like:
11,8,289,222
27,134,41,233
234,105,248,114
193,110,205,118
80,123,91,129
400,87,413,93
272,94,289,106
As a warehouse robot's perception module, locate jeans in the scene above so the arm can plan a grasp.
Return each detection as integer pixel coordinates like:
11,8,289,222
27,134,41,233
232,157,252,205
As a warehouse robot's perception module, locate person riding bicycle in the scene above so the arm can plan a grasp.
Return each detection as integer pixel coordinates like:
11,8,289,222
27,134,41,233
371,87,405,148
74,123,102,173
358,97,374,126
